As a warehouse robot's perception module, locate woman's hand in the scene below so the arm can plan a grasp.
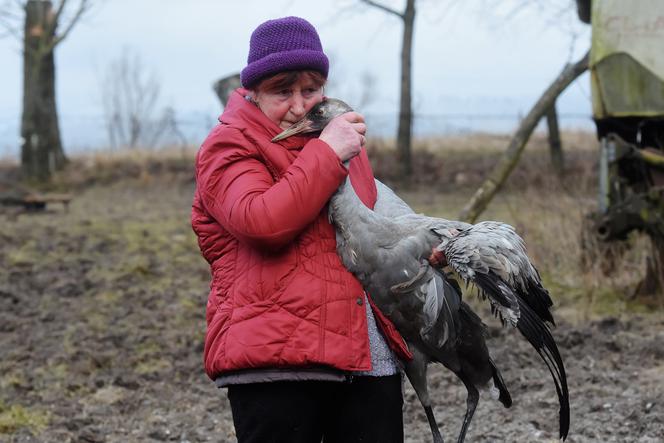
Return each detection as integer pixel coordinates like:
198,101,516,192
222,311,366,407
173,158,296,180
319,112,367,162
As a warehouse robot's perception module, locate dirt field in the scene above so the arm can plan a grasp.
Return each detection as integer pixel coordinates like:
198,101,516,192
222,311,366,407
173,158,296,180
1,155,663,442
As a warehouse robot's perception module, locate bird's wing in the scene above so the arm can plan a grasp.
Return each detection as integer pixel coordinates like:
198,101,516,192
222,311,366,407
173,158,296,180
439,221,554,325
435,220,568,439
437,222,520,326
390,259,459,349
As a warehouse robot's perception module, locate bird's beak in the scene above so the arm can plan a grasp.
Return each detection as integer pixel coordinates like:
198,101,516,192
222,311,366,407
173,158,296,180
271,118,315,142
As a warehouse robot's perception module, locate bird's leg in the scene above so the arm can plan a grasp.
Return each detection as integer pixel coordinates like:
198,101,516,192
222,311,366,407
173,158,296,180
403,348,444,443
456,376,480,443
424,406,444,443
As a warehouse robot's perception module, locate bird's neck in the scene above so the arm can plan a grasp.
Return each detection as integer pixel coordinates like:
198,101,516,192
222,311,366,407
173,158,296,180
329,177,376,227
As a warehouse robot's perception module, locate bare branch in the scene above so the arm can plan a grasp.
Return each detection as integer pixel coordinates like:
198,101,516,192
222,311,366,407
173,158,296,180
0,24,20,39
321,1,360,27
0,13,21,40
101,49,168,149
30,0,67,56
359,0,403,18
0,2,24,19
53,0,67,22
357,70,378,109
50,0,89,48
48,0,68,37
0,1,23,41
503,0,532,22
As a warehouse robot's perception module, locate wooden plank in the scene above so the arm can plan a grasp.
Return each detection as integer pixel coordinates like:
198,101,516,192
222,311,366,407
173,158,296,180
23,193,72,203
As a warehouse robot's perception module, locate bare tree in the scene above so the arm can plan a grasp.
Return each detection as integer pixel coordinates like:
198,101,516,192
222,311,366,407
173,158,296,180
356,70,378,110
359,0,415,178
101,49,175,149
546,103,564,177
1,0,90,182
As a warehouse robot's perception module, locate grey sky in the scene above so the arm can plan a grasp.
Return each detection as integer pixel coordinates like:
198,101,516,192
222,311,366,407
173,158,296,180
0,0,591,156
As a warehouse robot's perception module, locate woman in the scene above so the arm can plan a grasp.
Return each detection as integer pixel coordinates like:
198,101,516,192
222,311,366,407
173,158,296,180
191,16,412,443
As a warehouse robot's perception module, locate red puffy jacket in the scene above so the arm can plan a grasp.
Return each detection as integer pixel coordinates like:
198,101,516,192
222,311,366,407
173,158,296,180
192,89,411,380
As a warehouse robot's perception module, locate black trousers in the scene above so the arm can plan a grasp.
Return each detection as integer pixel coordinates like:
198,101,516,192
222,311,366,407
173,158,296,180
227,374,404,443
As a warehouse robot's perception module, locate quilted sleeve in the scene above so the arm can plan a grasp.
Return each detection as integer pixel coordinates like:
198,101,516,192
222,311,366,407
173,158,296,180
196,127,348,250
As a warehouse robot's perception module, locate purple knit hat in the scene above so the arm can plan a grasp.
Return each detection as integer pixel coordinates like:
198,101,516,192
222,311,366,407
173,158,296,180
241,16,329,89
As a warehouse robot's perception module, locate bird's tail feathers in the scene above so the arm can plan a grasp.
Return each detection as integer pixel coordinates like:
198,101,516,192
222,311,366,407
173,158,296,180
489,357,512,408
518,275,555,326
516,298,570,440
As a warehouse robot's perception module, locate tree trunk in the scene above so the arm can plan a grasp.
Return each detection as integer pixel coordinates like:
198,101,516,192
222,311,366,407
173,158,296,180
397,0,415,178
21,0,66,183
546,104,564,177
458,51,589,223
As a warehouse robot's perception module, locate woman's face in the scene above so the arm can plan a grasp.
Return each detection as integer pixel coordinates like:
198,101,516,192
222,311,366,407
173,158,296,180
251,74,324,130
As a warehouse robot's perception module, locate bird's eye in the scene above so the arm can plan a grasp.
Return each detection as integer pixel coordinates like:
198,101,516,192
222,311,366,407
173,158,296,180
316,109,324,115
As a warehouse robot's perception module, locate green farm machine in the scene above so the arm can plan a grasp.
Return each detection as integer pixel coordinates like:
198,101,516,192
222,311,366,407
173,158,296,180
582,0,664,240
578,0,664,292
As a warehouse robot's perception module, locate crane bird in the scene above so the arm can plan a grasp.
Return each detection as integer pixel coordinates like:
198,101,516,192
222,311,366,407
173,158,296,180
273,98,570,443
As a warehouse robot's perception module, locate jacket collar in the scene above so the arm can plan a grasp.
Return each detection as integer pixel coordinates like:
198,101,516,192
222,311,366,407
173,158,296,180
220,88,312,150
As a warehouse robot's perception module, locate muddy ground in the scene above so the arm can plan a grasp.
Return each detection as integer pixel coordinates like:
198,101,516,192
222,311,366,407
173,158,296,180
1,176,663,442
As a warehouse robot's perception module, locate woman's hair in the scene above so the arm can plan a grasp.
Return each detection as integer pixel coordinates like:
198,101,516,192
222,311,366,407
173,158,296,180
255,70,326,94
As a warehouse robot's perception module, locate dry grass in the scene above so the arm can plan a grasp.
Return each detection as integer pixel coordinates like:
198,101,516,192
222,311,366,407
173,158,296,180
50,146,197,191
368,130,599,192
2,131,660,318
397,180,660,321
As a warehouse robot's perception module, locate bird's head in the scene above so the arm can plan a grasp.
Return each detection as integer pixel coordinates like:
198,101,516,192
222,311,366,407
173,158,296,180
271,98,354,142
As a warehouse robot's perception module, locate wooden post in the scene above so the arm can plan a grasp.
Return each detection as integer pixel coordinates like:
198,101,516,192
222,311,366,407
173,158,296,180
359,0,416,179
397,0,415,178
546,104,564,177
634,236,664,301
458,51,589,223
